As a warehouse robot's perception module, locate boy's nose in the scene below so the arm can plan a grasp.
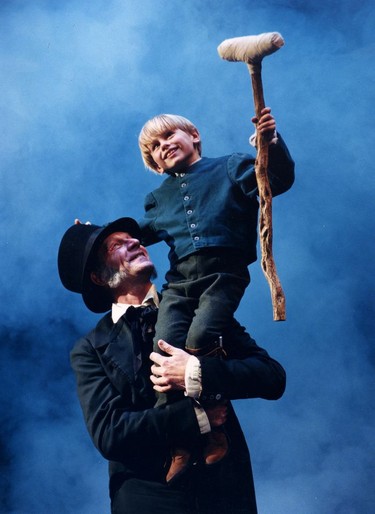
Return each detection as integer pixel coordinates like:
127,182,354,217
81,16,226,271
161,139,170,150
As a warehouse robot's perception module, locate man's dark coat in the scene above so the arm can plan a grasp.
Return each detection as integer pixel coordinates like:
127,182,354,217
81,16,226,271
71,313,286,514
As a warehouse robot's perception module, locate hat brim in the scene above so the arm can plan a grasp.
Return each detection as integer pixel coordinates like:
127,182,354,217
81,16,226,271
82,217,142,313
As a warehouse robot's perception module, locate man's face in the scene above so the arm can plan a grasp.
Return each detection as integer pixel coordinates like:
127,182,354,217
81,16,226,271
100,232,154,280
149,128,201,174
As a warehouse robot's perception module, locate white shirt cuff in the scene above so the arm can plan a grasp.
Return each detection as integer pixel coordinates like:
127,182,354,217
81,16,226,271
249,129,278,147
193,402,211,434
185,356,211,433
185,356,202,399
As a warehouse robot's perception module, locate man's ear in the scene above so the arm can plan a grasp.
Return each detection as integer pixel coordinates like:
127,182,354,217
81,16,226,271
90,271,105,286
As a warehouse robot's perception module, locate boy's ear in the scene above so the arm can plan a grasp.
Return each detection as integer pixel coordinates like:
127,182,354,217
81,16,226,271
90,271,105,286
191,129,200,143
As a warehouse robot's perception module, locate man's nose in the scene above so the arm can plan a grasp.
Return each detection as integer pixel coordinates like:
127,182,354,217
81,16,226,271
126,237,140,249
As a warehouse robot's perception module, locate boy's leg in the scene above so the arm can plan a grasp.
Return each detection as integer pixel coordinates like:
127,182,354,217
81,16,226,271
153,283,197,354
183,266,249,469
152,286,198,483
153,283,198,408
185,271,249,354
203,426,229,465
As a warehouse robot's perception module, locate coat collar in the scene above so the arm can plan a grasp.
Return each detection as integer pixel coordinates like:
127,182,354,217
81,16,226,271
88,310,155,385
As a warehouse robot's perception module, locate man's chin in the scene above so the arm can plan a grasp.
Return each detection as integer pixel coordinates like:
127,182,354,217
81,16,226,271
138,262,157,280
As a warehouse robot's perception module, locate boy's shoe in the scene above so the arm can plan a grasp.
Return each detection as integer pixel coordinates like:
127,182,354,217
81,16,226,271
166,448,191,484
203,429,229,465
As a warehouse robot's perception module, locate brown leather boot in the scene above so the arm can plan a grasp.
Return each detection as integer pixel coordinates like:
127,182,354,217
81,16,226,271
166,448,191,484
203,428,229,465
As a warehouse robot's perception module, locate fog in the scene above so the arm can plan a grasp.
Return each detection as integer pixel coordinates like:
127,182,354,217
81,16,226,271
1,1,374,512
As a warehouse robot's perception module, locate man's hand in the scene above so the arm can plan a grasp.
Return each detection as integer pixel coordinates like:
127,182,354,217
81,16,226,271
74,219,91,225
150,340,190,392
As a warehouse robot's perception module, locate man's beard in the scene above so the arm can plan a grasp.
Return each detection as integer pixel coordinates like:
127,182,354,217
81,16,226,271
107,269,128,289
100,265,157,289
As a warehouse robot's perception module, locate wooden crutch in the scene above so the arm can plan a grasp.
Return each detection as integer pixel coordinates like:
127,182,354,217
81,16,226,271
218,32,286,321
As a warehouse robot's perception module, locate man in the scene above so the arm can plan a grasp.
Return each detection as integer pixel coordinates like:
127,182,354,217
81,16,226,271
58,217,286,514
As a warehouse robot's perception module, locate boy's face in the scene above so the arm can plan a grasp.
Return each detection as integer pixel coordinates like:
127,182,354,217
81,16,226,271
149,128,201,174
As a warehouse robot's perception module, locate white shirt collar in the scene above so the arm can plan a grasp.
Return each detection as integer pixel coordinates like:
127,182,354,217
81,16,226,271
111,284,159,323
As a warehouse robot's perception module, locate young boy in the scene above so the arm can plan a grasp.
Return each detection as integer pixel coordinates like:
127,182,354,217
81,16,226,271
137,108,295,482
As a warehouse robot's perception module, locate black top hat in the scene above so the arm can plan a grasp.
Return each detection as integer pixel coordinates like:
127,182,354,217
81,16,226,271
58,217,142,313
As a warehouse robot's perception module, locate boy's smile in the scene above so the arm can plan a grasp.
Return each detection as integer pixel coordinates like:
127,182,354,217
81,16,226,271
149,128,201,174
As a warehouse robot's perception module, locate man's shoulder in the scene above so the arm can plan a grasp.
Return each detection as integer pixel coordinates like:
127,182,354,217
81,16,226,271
75,311,117,350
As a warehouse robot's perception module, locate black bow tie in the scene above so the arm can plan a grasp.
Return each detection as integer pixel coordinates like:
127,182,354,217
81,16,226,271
125,305,158,359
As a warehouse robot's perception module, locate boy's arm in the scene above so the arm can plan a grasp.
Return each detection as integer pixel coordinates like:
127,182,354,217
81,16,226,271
137,192,163,247
267,133,295,196
248,130,294,196
250,106,278,146
248,107,295,196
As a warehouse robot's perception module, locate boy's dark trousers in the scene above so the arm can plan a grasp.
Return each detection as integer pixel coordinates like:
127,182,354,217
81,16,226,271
153,248,250,358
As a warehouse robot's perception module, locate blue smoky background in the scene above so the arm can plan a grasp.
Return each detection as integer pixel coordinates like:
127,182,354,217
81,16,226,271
1,1,374,512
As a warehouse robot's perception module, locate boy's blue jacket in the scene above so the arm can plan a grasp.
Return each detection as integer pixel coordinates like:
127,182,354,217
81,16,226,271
139,134,295,267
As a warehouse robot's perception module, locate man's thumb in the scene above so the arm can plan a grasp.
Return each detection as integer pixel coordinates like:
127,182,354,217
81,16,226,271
158,339,174,354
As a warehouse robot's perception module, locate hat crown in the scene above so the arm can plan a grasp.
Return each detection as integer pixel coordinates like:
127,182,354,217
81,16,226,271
58,223,102,294
57,217,142,312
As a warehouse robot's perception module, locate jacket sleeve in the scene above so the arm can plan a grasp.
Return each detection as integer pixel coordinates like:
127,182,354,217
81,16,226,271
137,191,163,247
267,133,295,196
199,320,286,402
228,133,295,198
70,336,201,463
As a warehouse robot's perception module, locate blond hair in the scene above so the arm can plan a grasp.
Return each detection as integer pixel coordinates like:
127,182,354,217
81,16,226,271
138,114,202,172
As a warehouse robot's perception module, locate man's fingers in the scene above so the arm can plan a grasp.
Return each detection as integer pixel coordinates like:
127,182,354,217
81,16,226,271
149,351,164,366
158,339,177,355
149,343,189,392
74,218,91,225
150,373,169,386
150,362,164,377
150,374,171,392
